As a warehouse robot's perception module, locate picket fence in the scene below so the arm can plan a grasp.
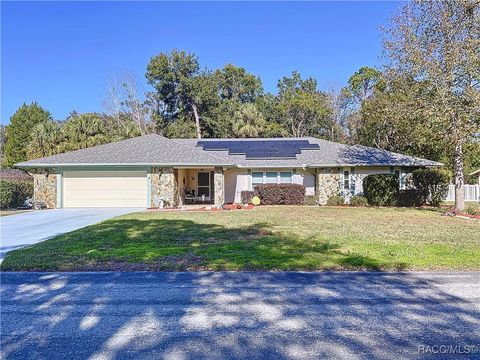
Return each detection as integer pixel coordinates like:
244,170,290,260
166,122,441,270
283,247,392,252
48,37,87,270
445,184,480,202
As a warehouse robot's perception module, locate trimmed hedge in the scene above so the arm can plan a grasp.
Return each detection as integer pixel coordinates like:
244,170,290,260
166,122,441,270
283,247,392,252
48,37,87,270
363,174,399,206
0,179,33,209
326,195,344,206
241,190,255,204
0,180,15,209
412,168,449,207
350,195,368,207
254,184,305,205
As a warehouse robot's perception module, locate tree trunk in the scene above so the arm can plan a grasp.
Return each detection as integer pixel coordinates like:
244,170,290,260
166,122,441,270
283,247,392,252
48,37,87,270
192,103,202,139
454,142,464,212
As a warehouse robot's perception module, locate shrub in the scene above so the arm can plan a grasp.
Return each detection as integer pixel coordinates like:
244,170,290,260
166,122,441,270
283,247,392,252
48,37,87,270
326,195,344,206
363,174,399,206
350,195,368,207
241,190,255,204
464,204,480,216
412,168,449,207
0,180,15,209
304,195,317,206
0,179,34,209
397,189,423,207
13,180,33,207
254,184,305,205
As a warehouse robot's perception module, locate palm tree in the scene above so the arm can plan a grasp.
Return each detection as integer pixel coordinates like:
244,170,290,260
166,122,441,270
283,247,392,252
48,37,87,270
60,113,110,151
27,120,62,159
232,103,266,138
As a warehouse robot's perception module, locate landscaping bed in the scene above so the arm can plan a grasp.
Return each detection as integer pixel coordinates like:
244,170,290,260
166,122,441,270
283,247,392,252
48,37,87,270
1,206,479,271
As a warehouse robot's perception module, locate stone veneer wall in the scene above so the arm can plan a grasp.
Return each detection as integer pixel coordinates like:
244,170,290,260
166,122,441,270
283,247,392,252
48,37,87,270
150,167,177,207
213,167,224,207
316,168,340,205
34,173,57,208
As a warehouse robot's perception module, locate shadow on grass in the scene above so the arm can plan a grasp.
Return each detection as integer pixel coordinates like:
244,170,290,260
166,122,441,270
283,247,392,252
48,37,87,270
0,218,402,271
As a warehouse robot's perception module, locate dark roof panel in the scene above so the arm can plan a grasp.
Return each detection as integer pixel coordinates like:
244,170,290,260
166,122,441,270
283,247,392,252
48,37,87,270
16,134,442,168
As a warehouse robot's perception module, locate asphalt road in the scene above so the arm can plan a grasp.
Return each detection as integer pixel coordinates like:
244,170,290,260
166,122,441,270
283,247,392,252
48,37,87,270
1,271,479,360
0,208,140,260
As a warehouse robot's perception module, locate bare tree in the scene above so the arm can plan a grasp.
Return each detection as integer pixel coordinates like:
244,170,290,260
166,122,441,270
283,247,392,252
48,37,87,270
326,87,350,141
103,73,126,133
383,0,480,211
103,72,150,136
121,72,148,135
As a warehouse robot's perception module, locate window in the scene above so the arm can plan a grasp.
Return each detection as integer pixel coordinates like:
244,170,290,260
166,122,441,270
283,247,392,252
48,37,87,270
266,172,277,184
280,172,292,184
252,172,263,185
395,169,403,189
251,170,294,187
343,170,350,190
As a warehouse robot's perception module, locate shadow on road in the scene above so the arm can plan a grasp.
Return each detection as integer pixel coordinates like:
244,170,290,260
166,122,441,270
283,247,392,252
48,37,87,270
1,271,479,359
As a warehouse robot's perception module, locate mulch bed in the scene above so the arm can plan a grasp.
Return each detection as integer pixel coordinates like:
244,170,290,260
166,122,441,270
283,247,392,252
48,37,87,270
442,207,480,220
146,203,255,212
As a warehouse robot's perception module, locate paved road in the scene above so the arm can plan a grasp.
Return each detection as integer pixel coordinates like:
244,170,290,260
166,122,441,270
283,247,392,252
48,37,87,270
0,208,141,259
1,271,479,359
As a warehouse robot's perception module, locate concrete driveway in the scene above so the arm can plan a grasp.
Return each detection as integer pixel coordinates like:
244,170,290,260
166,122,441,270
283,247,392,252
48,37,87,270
0,208,141,259
1,271,479,359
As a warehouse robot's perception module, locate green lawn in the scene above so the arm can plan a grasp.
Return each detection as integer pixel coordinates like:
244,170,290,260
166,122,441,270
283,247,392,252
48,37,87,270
2,206,479,271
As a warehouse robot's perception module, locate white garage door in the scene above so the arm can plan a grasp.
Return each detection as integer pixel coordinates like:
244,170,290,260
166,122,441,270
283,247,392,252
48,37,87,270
63,171,147,208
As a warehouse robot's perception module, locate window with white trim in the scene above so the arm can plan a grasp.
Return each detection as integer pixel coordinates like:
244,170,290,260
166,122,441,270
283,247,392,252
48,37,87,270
252,172,263,185
266,172,277,184
251,170,294,186
343,170,350,190
280,172,292,184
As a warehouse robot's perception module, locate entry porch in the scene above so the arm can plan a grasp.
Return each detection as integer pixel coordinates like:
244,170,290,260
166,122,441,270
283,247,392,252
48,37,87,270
175,167,225,207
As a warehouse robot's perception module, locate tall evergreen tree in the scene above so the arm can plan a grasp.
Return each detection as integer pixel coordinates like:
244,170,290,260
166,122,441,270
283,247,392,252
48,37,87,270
4,102,51,167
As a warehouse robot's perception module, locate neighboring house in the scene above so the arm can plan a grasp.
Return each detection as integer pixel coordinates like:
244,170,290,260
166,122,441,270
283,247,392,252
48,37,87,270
15,134,441,208
471,169,480,185
0,168,32,181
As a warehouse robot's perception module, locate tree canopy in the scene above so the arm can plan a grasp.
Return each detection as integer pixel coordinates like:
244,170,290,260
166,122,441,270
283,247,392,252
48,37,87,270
5,3,479,203
4,102,52,166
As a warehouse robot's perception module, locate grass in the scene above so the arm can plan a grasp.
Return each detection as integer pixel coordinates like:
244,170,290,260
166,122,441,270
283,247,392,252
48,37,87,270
1,206,479,271
0,210,30,217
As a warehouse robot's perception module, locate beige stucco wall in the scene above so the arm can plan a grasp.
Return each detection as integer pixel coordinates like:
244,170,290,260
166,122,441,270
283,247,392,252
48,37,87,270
223,168,315,203
34,173,57,209
224,169,250,203
294,169,315,195
176,168,188,206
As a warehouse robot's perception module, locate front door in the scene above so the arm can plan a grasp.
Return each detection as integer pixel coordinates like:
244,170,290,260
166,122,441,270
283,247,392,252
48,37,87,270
197,172,210,200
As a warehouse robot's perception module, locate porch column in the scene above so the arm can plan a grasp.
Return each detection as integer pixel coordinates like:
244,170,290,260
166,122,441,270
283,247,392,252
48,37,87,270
150,167,177,207
213,167,224,207
316,168,340,205
33,171,58,209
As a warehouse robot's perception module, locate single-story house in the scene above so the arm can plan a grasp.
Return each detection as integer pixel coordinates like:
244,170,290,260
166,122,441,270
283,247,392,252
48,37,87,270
16,134,441,208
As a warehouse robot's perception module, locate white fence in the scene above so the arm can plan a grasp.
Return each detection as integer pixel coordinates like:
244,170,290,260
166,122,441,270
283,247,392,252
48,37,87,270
445,185,480,202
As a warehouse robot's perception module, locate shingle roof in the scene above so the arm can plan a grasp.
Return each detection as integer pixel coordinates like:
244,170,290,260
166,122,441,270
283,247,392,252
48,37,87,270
15,134,233,167
15,134,441,168
0,168,32,180
174,137,441,167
